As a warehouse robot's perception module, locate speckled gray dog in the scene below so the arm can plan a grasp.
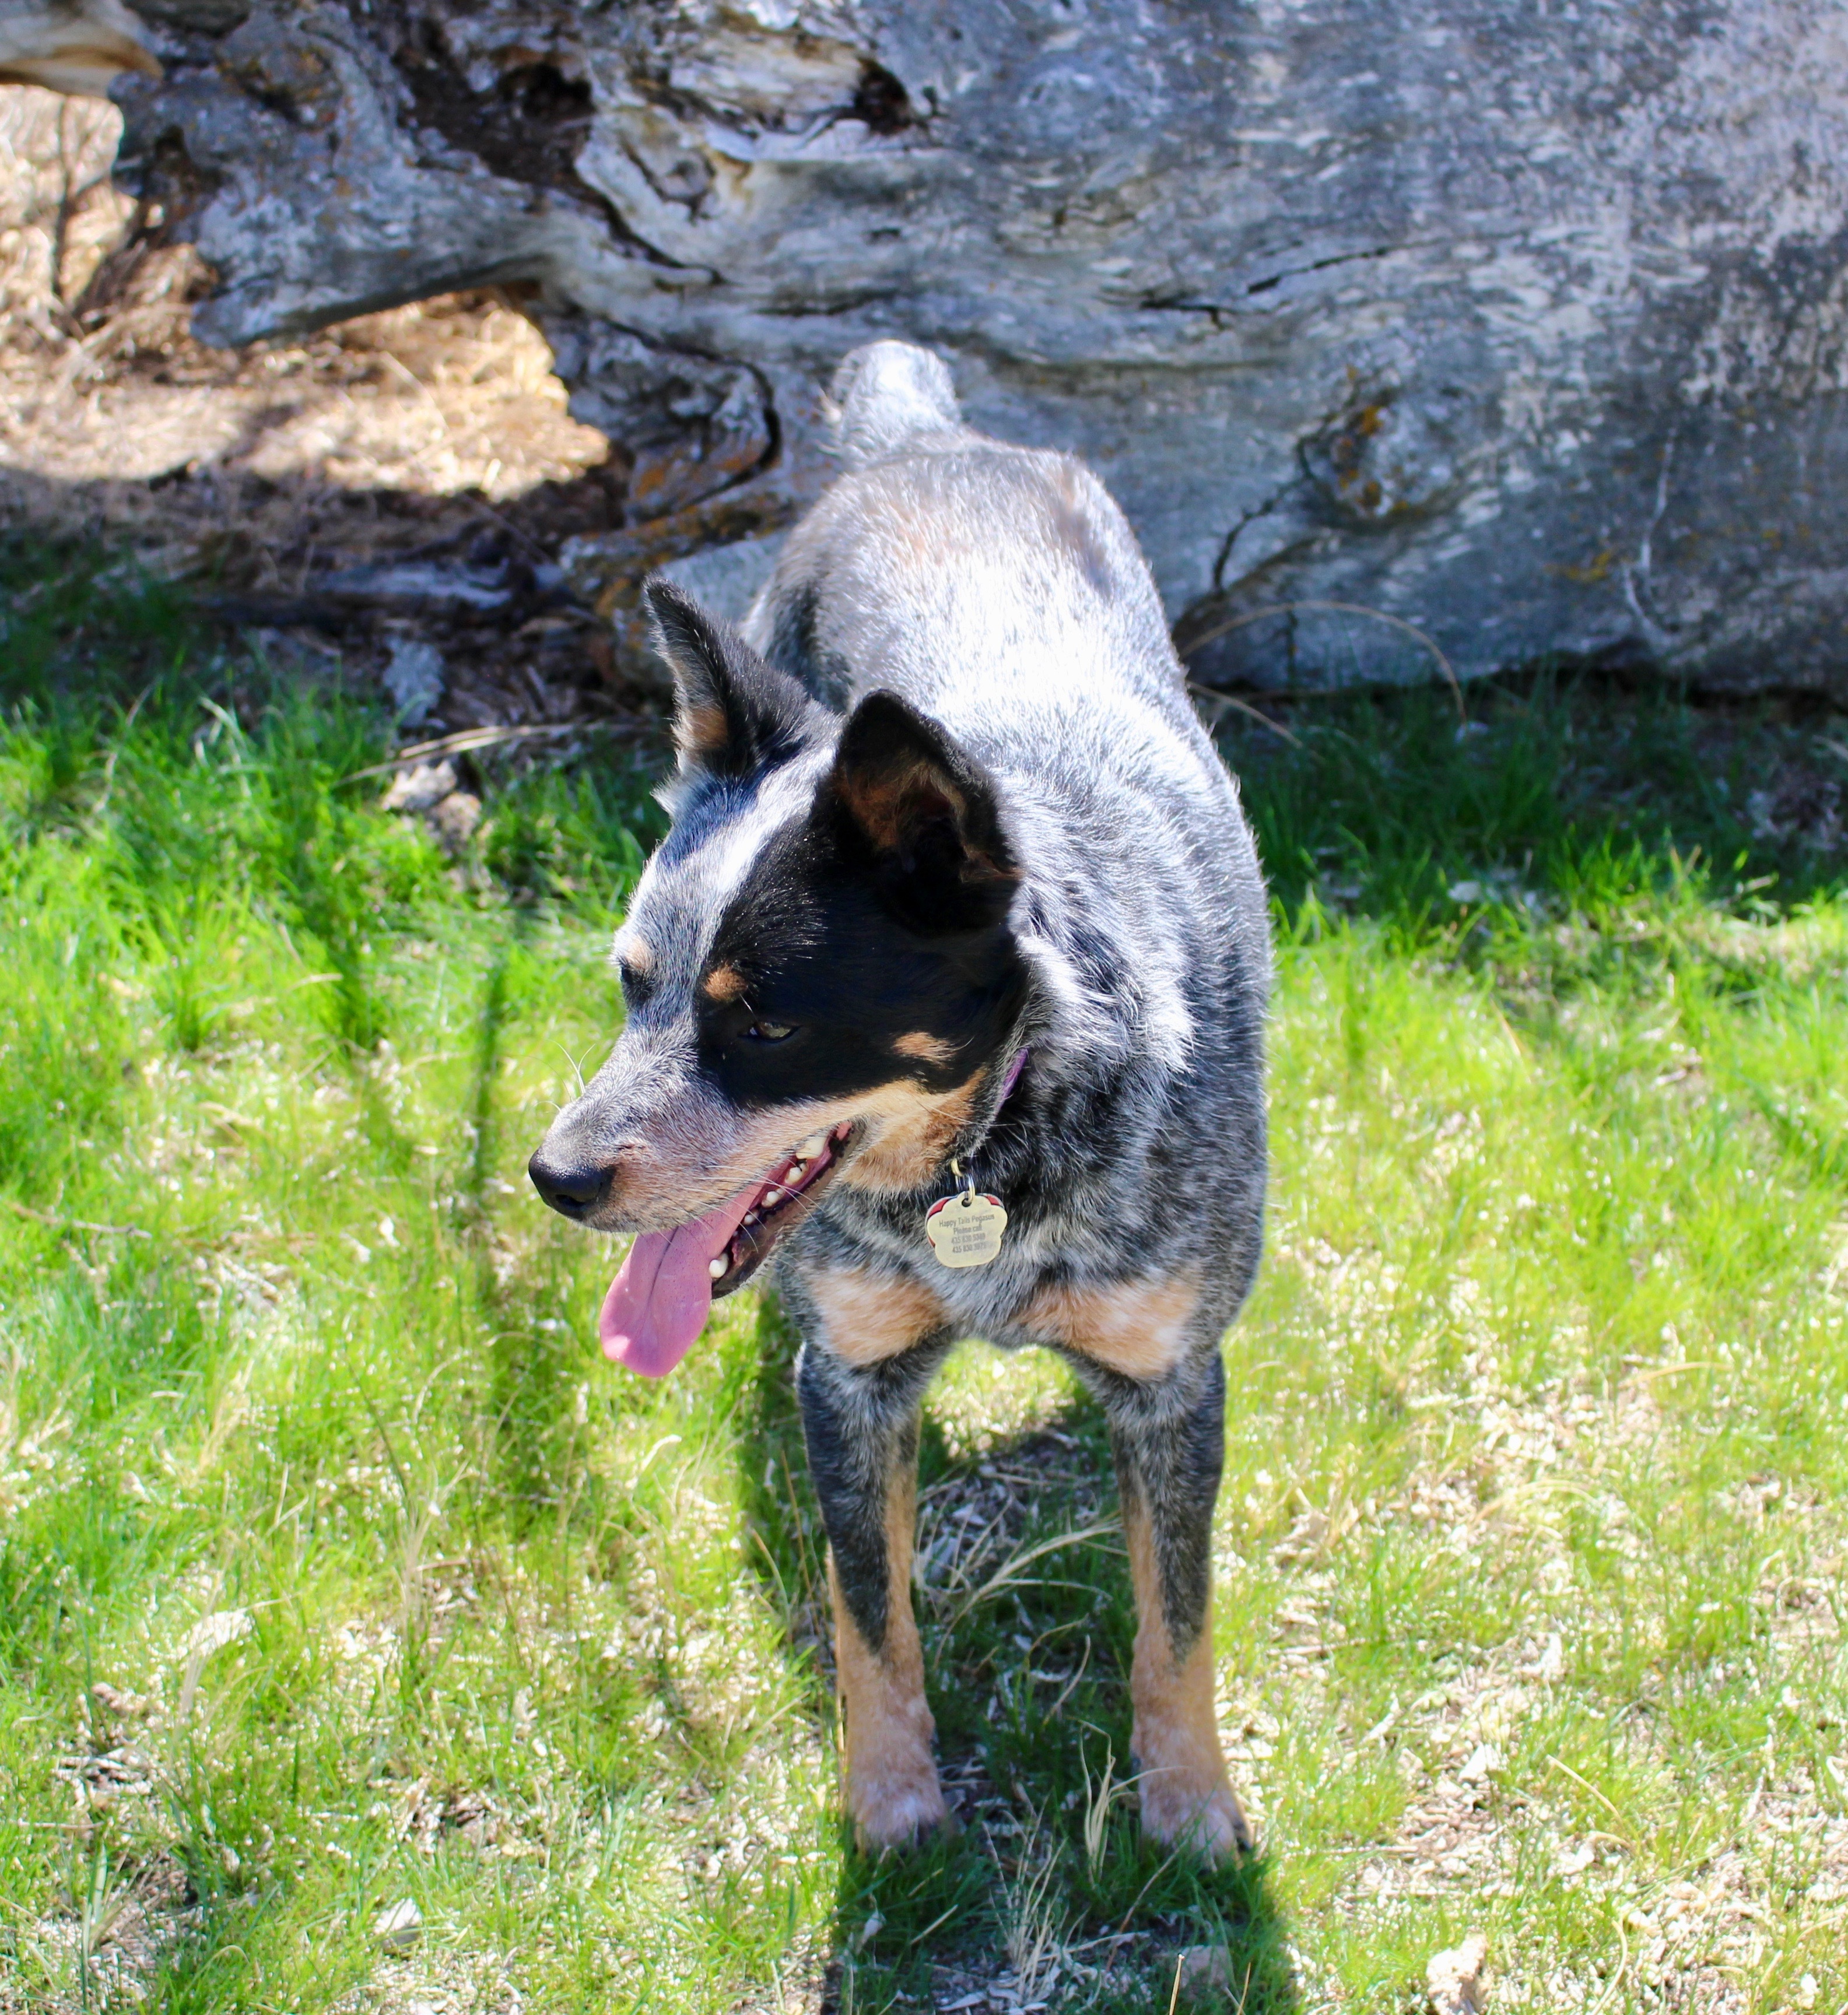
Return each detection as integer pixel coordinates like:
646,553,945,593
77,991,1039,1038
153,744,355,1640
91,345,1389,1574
529,340,1270,1857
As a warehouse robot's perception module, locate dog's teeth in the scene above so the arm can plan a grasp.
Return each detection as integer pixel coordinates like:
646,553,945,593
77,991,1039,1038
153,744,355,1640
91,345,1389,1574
762,1185,784,1205
744,1209,761,1227
709,1256,728,1279
788,1159,808,1179
798,1132,827,1159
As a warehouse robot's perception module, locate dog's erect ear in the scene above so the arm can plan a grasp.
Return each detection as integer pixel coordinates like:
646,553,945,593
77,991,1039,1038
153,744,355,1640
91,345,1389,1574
644,575,818,779
827,690,1019,933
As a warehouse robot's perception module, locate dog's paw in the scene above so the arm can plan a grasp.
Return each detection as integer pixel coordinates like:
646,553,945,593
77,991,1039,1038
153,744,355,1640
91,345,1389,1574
848,1755,951,1853
1135,1764,1256,1865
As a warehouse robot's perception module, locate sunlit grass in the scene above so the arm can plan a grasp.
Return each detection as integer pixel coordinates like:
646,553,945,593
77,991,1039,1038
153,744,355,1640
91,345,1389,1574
1,544,1845,2010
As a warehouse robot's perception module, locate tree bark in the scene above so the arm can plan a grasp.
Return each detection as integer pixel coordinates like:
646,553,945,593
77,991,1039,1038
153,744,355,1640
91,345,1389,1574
108,0,1848,694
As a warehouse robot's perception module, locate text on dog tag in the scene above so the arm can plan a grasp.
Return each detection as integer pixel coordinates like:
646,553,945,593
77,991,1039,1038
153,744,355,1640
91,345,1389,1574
925,1190,1008,1268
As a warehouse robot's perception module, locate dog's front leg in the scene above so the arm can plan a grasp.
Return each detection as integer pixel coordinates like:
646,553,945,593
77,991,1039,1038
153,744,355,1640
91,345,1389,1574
1106,1343,1254,1862
796,1335,952,1851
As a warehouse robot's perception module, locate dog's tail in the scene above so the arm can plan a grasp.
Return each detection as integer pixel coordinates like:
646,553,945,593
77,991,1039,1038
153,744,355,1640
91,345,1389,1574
824,340,962,469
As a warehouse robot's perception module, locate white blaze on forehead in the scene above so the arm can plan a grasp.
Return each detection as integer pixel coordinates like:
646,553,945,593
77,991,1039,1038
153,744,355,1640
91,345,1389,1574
621,755,826,1009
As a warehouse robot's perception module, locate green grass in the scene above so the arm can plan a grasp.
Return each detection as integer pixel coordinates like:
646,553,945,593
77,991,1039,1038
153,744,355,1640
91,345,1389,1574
2,540,1846,2012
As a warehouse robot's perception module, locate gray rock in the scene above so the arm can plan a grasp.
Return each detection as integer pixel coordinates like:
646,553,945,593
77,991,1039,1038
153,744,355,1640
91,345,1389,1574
379,759,457,814
381,635,445,725
111,1,1848,693
370,1897,421,1951
132,1,246,29
656,533,788,628
426,788,481,855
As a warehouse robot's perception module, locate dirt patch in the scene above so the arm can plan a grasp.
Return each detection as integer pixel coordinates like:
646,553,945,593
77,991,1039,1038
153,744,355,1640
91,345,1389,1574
0,81,679,733
1222,1297,1848,2010
2,1858,201,2015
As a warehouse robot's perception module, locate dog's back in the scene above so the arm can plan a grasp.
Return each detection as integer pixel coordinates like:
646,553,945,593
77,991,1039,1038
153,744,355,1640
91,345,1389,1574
752,340,1207,736
748,340,1270,1329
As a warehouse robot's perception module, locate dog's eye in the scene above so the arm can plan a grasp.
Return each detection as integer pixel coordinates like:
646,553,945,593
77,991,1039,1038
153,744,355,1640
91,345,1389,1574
744,1020,797,1042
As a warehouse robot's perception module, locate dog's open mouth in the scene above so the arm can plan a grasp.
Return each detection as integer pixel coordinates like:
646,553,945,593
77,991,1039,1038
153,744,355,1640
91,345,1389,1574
708,1122,854,1298
598,1124,854,1379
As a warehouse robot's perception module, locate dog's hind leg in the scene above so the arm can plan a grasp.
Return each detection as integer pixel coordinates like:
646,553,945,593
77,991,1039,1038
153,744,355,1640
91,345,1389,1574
795,1331,953,1851
1101,1342,1253,1862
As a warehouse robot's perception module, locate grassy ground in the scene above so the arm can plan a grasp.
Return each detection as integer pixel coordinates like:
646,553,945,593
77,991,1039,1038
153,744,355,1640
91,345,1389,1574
1,543,1846,2013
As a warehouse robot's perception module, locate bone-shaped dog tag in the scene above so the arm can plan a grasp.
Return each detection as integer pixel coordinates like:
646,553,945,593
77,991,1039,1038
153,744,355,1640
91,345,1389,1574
925,1189,1008,1268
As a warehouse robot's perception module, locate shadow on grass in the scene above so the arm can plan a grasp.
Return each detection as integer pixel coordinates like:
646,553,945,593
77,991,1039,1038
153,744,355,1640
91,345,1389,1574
738,1298,1298,2012
1220,671,1848,956
458,905,598,1543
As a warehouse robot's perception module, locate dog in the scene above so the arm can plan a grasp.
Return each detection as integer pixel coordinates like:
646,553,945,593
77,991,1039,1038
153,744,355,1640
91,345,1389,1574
528,340,1270,1859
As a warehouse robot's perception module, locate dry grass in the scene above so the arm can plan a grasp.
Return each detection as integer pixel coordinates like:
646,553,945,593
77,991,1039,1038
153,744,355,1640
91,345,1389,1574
0,83,608,581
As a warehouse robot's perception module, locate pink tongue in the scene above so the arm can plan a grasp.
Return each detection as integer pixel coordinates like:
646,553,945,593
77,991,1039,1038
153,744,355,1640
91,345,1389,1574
597,1181,762,1378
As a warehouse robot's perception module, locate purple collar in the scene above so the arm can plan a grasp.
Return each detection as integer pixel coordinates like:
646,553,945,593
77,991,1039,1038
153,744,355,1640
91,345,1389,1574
945,1048,1028,1187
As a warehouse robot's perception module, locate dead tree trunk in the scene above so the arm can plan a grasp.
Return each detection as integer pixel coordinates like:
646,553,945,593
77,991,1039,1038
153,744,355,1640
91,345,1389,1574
105,0,1848,694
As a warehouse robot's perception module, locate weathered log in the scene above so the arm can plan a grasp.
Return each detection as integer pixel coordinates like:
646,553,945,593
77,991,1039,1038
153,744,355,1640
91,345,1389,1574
99,1,1848,693
0,2,159,98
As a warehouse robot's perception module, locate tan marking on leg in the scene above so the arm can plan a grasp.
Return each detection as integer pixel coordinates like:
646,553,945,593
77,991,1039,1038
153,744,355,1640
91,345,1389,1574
700,962,748,1003
1123,1493,1251,1863
1022,1275,1201,1379
832,1469,948,1851
808,1268,946,1367
892,1030,956,1066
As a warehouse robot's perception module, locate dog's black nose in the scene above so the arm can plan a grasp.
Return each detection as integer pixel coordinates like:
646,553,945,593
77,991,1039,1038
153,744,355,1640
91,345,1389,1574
527,1150,610,1219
